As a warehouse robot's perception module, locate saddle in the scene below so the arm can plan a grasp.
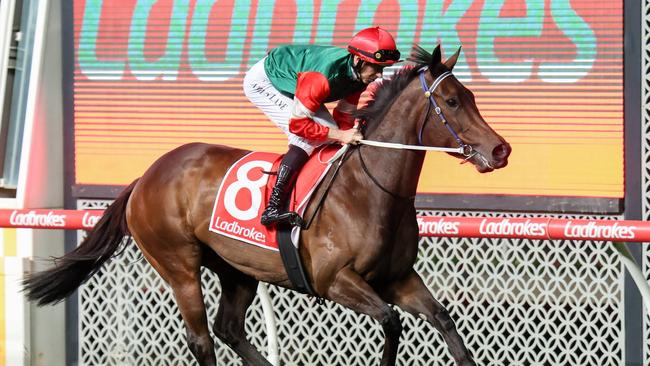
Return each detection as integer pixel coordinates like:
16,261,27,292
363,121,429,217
209,145,342,295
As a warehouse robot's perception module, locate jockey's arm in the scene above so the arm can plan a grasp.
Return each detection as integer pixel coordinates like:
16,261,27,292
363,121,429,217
332,90,363,130
289,72,362,145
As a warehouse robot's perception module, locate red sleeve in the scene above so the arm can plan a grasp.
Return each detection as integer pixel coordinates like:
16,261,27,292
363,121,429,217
289,117,329,140
288,72,331,140
333,90,363,130
294,72,330,111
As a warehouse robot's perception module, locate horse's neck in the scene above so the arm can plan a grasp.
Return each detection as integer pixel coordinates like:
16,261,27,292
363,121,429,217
356,84,428,198
365,80,428,145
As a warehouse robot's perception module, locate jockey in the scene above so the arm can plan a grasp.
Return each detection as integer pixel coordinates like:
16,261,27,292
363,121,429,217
243,27,401,227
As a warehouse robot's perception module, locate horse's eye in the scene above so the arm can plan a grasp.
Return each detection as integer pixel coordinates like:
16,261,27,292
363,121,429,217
446,98,458,108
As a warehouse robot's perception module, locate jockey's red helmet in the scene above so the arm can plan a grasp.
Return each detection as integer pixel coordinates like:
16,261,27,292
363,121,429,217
348,27,401,66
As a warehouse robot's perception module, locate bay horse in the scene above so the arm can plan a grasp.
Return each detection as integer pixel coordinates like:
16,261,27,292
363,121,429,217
24,45,510,366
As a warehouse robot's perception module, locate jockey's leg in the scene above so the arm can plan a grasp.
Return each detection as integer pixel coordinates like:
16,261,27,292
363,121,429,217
261,144,309,227
243,58,334,228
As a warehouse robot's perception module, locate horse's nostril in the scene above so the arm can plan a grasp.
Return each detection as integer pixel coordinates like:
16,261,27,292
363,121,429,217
492,143,511,160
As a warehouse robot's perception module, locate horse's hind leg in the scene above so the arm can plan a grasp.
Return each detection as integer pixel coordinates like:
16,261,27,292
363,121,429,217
170,273,216,365
132,234,216,365
380,270,475,366
203,250,273,366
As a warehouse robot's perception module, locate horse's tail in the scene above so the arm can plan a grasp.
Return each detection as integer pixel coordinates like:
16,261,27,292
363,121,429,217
23,179,139,306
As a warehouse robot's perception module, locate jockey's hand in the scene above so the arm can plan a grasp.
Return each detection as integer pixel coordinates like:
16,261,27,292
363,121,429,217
329,124,363,145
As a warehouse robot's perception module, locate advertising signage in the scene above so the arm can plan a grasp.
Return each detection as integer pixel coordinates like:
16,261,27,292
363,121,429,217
71,0,623,210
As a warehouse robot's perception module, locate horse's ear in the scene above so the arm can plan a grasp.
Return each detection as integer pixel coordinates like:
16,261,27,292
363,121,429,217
431,44,442,68
444,46,462,70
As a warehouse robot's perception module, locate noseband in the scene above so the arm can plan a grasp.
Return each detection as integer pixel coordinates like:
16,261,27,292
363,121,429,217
418,68,474,158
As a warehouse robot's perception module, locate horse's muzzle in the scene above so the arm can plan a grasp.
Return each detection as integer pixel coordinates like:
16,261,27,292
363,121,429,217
491,143,511,169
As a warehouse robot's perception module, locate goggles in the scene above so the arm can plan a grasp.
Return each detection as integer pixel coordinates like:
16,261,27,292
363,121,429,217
349,46,401,63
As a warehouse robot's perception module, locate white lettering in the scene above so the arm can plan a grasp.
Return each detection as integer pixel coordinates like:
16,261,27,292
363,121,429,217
563,221,635,240
478,218,547,237
9,210,66,228
82,212,101,228
417,217,460,235
215,216,266,242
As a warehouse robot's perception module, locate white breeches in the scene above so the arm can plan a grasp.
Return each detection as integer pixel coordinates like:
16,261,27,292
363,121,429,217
243,58,337,155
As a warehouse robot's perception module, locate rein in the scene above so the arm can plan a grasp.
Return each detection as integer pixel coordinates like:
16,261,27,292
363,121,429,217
358,139,463,153
357,146,414,200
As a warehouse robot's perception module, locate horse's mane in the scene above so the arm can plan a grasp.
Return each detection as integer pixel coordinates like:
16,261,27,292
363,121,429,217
356,45,445,134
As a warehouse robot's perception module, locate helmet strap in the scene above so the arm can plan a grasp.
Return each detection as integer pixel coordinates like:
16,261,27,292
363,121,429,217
352,57,364,79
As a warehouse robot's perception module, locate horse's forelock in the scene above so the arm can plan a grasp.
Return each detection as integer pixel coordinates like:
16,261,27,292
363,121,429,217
409,44,451,76
408,44,433,66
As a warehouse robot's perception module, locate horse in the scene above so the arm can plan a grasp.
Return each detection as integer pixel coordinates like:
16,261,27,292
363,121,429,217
24,44,510,366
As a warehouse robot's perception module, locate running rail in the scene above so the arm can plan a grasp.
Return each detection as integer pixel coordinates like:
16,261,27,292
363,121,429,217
3,209,650,366
2,209,650,242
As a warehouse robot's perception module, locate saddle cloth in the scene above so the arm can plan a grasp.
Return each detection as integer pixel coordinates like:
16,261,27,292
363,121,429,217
209,145,339,250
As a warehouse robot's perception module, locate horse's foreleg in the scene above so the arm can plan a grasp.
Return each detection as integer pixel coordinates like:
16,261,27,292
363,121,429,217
380,270,475,366
326,267,402,366
203,254,273,366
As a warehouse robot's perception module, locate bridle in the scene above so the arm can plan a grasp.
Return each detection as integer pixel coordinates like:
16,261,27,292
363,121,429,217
357,68,477,157
417,67,475,158
353,67,479,199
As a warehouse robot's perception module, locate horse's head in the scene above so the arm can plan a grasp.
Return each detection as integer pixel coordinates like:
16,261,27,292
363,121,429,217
416,45,511,173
